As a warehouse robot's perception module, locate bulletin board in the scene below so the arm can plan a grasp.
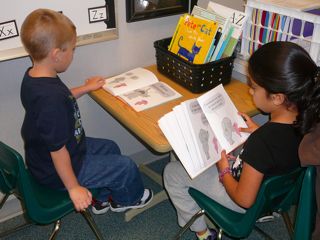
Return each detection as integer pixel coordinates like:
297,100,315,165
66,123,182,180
0,0,117,61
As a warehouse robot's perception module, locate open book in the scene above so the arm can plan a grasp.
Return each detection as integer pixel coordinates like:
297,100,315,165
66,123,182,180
158,84,250,179
103,68,181,112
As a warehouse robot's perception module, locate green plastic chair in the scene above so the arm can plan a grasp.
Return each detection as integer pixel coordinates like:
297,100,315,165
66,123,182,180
175,167,305,240
293,166,317,240
0,141,104,240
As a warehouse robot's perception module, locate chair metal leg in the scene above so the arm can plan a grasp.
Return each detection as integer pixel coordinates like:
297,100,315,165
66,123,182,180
174,209,205,240
281,212,294,240
81,209,104,240
253,211,294,240
217,228,223,240
49,220,61,240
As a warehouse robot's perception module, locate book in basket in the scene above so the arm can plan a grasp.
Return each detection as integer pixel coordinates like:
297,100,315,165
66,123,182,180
103,67,181,112
191,5,233,61
169,14,219,64
158,84,249,179
207,2,247,59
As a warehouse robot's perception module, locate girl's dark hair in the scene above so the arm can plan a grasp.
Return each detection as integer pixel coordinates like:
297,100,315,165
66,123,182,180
248,41,320,135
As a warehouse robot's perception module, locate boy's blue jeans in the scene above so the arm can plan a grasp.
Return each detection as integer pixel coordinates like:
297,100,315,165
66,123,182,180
77,137,144,206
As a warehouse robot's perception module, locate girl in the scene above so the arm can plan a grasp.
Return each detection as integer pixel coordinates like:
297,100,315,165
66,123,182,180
164,41,313,240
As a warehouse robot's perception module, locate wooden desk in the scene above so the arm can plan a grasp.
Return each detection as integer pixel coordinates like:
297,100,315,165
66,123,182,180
89,65,258,221
90,65,258,153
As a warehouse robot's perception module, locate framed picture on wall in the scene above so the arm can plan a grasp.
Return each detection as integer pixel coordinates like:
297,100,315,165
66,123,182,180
126,0,198,22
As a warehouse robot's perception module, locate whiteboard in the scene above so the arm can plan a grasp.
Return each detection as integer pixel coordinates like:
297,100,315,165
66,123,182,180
0,0,117,61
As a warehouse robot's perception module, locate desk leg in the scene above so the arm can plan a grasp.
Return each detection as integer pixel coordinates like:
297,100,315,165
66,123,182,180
124,154,174,222
139,164,163,187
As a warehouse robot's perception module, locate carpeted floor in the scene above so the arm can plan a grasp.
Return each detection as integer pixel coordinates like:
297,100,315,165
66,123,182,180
0,157,293,240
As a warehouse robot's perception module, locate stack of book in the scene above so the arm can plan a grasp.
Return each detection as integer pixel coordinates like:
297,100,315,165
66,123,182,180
158,84,249,179
168,2,247,64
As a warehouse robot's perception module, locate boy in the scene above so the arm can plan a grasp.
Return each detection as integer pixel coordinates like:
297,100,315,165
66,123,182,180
20,8,153,214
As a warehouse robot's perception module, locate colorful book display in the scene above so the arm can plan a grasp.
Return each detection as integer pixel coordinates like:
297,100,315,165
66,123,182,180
191,5,232,62
158,84,249,179
169,14,219,64
168,3,247,64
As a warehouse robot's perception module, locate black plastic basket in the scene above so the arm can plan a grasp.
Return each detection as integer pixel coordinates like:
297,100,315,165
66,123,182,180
154,38,235,93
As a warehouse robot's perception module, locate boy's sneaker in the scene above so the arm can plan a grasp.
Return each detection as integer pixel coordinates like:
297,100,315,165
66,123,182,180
91,199,110,215
110,188,153,212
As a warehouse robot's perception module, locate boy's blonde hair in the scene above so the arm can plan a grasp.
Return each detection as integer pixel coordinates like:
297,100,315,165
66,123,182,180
21,9,76,61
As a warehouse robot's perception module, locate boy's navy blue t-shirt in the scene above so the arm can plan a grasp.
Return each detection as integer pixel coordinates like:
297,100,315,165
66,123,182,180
20,68,86,189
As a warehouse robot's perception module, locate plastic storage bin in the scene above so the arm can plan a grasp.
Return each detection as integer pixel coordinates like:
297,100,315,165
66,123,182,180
154,38,235,93
240,0,320,64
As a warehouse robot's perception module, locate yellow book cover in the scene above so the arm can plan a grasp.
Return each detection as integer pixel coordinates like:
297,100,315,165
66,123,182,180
168,15,184,51
169,14,218,64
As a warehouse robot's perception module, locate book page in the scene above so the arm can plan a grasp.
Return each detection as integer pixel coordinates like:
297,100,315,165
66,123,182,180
181,99,221,171
103,67,158,96
173,104,202,172
158,98,224,179
158,112,198,178
119,82,181,112
197,84,249,153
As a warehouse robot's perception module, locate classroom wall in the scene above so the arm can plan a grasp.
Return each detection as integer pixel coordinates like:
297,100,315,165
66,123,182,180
0,0,245,158
0,0,245,221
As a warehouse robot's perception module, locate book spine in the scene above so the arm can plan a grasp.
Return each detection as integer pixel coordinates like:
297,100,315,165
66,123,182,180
204,33,218,62
214,26,234,60
222,35,238,58
211,21,232,61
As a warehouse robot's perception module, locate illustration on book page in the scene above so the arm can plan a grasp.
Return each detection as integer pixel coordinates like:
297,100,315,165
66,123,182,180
197,84,249,153
168,99,221,179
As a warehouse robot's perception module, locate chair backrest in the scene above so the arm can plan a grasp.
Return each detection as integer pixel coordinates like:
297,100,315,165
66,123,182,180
294,166,317,240
0,141,23,195
242,167,305,233
0,141,41,206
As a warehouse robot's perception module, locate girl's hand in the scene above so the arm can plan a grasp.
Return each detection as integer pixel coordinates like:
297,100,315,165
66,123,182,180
238,112,259,133
216,150,230,172
85,76,105,91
